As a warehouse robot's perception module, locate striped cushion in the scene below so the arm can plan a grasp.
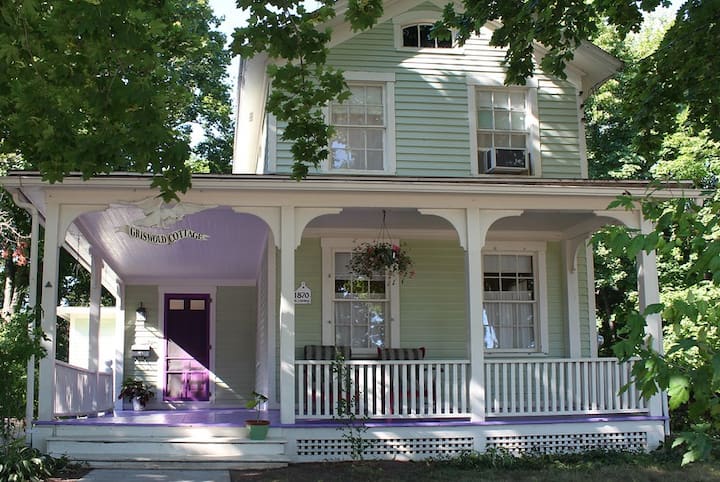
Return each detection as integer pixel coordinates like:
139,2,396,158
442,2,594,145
377,347,426,360
304,345,351,360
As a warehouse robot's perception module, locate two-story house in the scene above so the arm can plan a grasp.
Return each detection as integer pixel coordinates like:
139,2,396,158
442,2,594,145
2,0,683,468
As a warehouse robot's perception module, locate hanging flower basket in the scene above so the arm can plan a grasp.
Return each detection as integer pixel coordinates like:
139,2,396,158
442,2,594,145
348,241,414,282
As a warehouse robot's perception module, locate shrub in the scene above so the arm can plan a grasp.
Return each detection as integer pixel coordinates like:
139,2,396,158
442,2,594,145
0,438,55,482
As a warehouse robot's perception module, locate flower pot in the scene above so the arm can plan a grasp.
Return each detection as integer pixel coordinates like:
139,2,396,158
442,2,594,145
246,420,270,440
131,397,146,411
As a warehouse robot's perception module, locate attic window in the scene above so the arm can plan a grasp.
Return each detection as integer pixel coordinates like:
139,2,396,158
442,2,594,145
402,23,452,48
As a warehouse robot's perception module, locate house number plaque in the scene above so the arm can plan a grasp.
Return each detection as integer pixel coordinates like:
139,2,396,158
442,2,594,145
294,282,311,304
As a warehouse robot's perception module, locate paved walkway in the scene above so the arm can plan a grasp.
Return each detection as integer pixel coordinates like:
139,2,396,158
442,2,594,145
78,469,231,482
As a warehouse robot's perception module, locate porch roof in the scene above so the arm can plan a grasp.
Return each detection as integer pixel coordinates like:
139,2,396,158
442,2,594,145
1,172,700,286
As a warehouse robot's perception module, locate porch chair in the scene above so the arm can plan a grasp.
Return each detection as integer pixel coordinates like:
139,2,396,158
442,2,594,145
377,347,427,415
302,345,351,416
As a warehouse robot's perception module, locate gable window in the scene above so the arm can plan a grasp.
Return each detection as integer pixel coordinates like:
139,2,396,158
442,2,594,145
476,89,530,174
401,23,452,48
329,84,386,172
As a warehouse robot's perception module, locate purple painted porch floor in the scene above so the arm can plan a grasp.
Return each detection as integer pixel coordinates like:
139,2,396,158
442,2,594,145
37,408,664,428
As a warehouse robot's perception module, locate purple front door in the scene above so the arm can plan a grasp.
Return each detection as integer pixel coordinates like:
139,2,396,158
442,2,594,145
164,294,211,401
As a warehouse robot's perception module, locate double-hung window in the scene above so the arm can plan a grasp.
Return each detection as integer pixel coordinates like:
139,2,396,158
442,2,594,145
329,84,386,172
476,89,530,174
332,251,388,349
483,253,539,351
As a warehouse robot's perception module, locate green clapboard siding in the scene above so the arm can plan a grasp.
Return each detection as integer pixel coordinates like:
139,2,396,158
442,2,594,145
576,247,592,357
274,4,583,179
399,239,468,359
214,286,257,404
124,285,160,387
294,238,323,358
545,242,566,356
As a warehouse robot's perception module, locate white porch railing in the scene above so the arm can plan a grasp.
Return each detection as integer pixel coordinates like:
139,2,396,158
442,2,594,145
296,360,471,419
485,358,647,417
54,361,114,417
295,357,646,419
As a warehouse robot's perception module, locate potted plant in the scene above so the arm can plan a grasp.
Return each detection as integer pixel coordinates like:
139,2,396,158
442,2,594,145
118,378,155,411
348,241,414,282
245,391,270,440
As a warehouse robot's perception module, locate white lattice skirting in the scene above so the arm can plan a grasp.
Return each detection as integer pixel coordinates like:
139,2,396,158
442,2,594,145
486,431,648,454
297,437,474,460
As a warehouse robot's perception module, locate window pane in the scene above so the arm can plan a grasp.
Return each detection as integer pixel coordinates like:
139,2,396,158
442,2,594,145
335,303,351,325
516,255,532,272
477,132,493,148
477,110,493,129
366,129,383,149
366,150,383,170
501,255,518,273
169,299,185,310
331,105,348,124
495,134,510,147
336,326,350,346
510,112,525,130
419,24,434,48
511,134,526,148
476,91,492,108
510,92,525,110
335,252,352,277
402,25,419,47
349,86,365,104
349,105,365,125
493,92,509,109
494,111,510,130
348,129,365,149
366,86,382,105
367,105,383,125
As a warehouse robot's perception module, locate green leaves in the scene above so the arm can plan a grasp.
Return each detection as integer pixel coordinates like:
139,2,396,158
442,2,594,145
0,0,233,199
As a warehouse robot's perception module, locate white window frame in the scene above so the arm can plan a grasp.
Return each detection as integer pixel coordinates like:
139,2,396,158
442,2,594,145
467,74,541,176
323,72,396,175
392,11,463,54
321,238,401,356
482,241,548,355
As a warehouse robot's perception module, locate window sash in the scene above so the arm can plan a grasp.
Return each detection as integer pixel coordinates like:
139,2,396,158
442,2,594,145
329,84,386,172
483,253,538,351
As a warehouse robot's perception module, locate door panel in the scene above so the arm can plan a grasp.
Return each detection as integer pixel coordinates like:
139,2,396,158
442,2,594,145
164,294,210,401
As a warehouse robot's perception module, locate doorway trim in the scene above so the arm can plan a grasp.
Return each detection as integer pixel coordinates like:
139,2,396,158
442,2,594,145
158,285,217,406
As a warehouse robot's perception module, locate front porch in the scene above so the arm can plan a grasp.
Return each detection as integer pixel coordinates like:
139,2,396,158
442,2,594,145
36,406,664,466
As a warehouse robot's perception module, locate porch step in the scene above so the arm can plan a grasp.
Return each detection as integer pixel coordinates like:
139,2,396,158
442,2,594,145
45,431,288,469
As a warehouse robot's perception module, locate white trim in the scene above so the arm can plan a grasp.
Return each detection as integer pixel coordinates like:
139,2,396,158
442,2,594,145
321,237,401,354
266,237,278,408
482,241,548,354
158,286,217,405
343,71,396,82
466,73,539,88
577,90,589,179
113,283,126,412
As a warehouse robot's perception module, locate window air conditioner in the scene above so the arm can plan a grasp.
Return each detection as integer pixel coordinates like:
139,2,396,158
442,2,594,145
485,149,529,174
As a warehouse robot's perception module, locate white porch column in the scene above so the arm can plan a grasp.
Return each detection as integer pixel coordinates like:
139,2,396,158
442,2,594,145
38,202,61,421
466,209,523,423
279,206,296,424
88,248,102,372
88,248,103,412
114,282,125,411
637,217,664,419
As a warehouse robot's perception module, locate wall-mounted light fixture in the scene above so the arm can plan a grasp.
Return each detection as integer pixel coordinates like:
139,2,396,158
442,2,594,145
136,302,147,322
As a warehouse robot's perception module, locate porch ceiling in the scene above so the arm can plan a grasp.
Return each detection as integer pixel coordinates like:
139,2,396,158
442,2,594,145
71,206,610,283
75,206,269,283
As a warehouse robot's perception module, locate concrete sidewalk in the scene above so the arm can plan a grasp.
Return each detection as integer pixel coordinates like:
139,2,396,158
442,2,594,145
78,469,231,482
